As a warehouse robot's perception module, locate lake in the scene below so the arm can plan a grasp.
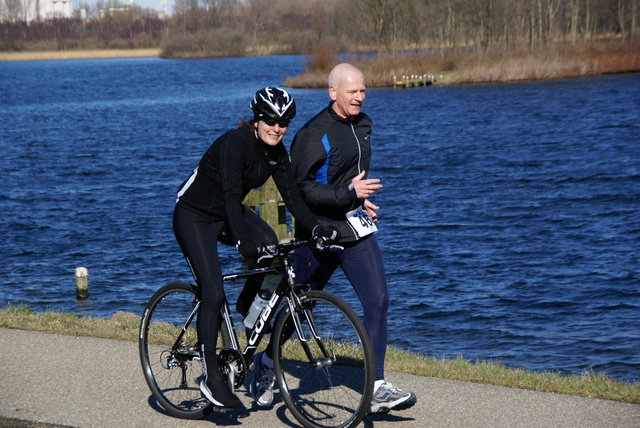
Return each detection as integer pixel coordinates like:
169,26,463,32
1,55,638,382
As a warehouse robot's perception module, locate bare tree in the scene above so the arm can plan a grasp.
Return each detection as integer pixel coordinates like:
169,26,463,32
569,0,580,43
308,0,332,43
3,0,28,22
200,0,236,28
361,0,389,49
616,0,638,41
173,0,200,32
243,0,269,49
544,0,561,43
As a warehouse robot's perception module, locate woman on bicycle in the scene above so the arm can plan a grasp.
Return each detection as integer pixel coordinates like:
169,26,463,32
173,87,338,409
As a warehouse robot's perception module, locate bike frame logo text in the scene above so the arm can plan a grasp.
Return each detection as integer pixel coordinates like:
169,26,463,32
248,292,280,346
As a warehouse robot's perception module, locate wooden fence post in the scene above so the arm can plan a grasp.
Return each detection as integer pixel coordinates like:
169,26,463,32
244,177,293,242
75,267,88,300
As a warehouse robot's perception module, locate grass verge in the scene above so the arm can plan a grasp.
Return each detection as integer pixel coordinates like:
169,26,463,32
0,48,161,61
283,42,640,88
1,304,638,404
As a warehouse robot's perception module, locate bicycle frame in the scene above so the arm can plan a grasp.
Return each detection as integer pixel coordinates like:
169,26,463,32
217,248,331,370
219,265,279,354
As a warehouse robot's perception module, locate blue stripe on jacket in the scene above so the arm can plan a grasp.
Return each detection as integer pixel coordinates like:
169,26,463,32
315,134,331,184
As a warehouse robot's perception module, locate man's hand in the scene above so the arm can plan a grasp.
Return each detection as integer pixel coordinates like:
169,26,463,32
312,225,341,244
351,170,382,199
363,199,379,223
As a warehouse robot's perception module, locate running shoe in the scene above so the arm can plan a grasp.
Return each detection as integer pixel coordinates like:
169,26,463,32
369,381,417,414
250,351,275,407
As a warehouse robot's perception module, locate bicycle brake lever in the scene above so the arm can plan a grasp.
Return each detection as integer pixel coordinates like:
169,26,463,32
314,237,342,251
256,244,277,263
313,237,327,251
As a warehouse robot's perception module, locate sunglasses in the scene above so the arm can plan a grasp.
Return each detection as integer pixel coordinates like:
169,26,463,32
263,118,290,128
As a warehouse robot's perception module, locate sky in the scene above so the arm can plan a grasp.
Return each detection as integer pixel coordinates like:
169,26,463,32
89,0,174,14
135,0,172,12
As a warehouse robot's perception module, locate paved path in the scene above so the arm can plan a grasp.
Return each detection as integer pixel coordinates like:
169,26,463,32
1,328,639,428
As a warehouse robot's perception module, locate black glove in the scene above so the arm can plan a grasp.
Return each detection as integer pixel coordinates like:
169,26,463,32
312,225,340,245
236,240,264,259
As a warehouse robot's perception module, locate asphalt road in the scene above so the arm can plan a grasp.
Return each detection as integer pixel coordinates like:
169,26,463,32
1,328,638,427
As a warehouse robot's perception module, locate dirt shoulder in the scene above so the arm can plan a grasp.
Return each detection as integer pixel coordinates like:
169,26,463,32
0,48,161,61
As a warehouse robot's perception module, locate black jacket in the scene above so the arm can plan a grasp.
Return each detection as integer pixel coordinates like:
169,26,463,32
290,103,372,242
176,126,317,244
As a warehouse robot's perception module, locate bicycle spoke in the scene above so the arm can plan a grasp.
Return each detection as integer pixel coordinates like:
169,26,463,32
139,282,212,419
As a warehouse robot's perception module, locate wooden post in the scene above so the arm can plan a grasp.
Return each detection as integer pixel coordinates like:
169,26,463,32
244,177,292,242
259,178,279,230
75,267,88,300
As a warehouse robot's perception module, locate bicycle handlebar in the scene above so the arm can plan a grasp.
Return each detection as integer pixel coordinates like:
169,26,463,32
263,237,340,258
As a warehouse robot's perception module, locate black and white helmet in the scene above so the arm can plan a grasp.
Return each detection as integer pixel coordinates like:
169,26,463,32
250,87,296,121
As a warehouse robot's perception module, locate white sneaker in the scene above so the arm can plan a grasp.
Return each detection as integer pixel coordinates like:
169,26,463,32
250,351,275,407
369,381,416,414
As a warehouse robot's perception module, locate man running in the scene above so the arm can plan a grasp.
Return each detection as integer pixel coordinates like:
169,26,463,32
251,64,417,414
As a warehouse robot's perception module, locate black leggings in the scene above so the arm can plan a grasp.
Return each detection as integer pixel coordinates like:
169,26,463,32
172,204,277,353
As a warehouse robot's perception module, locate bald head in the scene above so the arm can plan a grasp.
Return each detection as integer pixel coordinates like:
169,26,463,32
328,63,366,118
328,63,365,89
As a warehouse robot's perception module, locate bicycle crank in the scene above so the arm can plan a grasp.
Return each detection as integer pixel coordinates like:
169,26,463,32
217,349,246,390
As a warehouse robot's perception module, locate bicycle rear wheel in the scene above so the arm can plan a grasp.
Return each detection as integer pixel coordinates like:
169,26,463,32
272,290,374,428
139,281,218,419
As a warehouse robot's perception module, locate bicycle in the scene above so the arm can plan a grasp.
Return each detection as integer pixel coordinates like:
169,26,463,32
139,238,375,428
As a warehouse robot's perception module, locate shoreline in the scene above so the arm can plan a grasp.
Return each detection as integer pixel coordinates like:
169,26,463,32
0,48,161,61
3,46,638,89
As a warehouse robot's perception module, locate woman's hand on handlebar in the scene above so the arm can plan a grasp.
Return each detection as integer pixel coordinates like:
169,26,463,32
236,240,276,259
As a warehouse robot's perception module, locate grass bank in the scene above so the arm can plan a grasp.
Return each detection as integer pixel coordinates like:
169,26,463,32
0,48,161,61
283,42,640,87
1,304,638,404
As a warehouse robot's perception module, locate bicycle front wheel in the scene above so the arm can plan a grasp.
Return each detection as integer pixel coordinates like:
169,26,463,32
272,290,375,428
138,281,212,419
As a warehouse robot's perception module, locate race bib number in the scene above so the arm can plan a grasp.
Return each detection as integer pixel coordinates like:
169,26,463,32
346,207,378,239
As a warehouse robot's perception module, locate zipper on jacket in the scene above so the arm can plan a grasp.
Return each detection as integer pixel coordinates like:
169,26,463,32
349,121,362,174
348,120,363,212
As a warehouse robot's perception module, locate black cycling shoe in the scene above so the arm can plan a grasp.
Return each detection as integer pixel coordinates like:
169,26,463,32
200,349,242,409
199,377,242,409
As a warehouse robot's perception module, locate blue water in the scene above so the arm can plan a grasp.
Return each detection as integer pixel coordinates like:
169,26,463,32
1,56,639,382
